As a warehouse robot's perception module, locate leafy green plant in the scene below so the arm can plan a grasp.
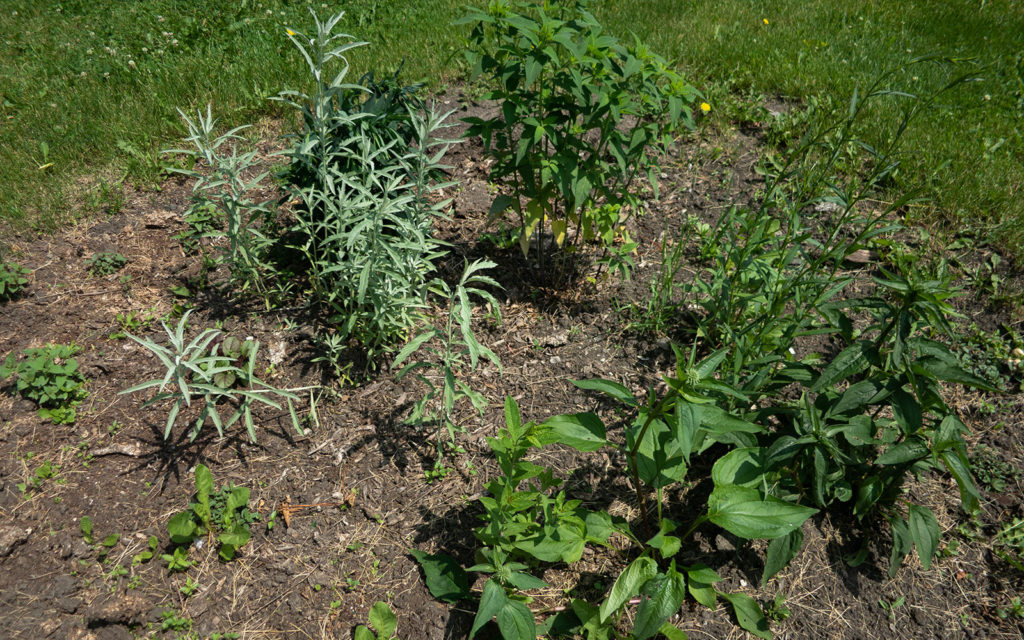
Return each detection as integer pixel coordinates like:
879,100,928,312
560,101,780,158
393,259,502,461
86,251,127,276
459,0,698,278
165,106,276,300
120,311,314,443
109,307,156,340
996,596,1024,620
413,397,792,640
354,601,399,640
172,201,224,255
80,515,121,562
165,464,255,564
1,343,88,424
994,517,1024,572
0,261,30,301
273,10,457,365
18,460,58,494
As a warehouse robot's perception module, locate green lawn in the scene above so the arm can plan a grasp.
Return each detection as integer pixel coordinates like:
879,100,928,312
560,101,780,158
2,0,1021,258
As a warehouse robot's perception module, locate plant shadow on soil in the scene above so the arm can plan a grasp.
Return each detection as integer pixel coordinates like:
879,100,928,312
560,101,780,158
0,90,1022,640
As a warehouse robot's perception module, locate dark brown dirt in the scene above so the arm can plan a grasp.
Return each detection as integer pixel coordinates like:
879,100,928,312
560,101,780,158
1,91,1023,640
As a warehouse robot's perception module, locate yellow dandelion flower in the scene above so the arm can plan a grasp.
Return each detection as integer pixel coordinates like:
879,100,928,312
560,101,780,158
700,102,711,113
286,28,296,36
763,18,770,25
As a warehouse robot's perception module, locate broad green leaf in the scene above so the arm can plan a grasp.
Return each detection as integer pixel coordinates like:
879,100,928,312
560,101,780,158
908,504,940,570
888,389,922,434
571,378,638,407
812,341,875,392
718,591,772,639
368,601,397,639
762,528,803,587
875,438,928,465
506,571,549,591
551,219,567,247
711,447,770,489
685,564,721,609
504,396,522,433
409,550,470,603
674,401,700,462
497,599,535,640
167,511,199,545
888,517,913,578
832,380,884,415
912,357,996,392
939,449,980,514
353,626,375,640
194,464,213,528
472,579,507,639
708,485,816,540
699,406,763,436
633,567,686,640
599,556,657,622
541,413,608,451
515,530,585,563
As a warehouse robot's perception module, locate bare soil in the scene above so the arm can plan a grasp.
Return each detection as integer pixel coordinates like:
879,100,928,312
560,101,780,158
1,91,1023,640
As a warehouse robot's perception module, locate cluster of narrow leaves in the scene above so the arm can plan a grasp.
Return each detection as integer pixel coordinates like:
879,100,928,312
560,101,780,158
393,259,503,457
120,311,311,443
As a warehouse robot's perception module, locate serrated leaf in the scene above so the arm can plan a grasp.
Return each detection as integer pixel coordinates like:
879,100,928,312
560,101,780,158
633,567,686,640
600,556,657,622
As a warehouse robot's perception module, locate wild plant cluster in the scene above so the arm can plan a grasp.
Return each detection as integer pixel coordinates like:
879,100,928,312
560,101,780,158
84,1,996,638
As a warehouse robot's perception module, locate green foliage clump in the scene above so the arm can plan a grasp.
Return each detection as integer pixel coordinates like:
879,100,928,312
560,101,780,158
393,259,503,462
0,261,30,301
460,0,699,277
165,464,256,565
275,12,455,363
86,251,128,276
163,11,457,369
120,311,314,443
355,602,399,640
1,343,88,424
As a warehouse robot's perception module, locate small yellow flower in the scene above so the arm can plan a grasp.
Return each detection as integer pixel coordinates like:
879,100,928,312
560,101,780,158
763,18,770,25
700,102,711,113
286,28,296,36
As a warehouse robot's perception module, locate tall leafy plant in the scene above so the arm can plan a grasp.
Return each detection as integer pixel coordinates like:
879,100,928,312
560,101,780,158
459,0,698,278
275,10,457,364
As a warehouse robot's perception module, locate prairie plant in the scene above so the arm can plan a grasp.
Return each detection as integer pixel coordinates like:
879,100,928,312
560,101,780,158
120,311,315,443
164,106,275,301
393,259,502,459
460,0,698,280
275,10,457,364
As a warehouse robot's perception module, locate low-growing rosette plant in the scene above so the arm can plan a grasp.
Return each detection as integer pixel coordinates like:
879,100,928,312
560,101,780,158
119,311,316,443
1,343,88,424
